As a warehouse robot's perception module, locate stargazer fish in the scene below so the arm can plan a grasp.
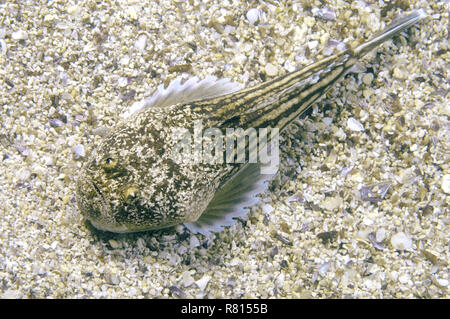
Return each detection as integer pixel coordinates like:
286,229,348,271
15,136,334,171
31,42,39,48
76,10,427,234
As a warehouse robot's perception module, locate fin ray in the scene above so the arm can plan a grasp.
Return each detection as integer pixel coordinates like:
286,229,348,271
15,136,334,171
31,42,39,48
123,76,243,118
184,162,275,235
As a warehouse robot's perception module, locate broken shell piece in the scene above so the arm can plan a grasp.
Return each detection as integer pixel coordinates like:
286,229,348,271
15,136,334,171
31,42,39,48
169,285,185,298
368,232,385,250
316,7,336,21
195,275,211,291
11,30,28,40
323,38,347,56
0,39,6,55
49,118,64,127
135,34,147,53
72,144,85,159
347,117,364,132
390,232,413,250
246,8,261,25
360,181,391,203
180,271,195,287
441,174,450,194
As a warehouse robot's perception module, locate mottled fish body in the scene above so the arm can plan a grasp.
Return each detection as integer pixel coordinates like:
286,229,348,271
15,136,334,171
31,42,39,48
76,10,427,234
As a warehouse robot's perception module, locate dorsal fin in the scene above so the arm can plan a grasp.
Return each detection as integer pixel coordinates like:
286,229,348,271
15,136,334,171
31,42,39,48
122,76,243,118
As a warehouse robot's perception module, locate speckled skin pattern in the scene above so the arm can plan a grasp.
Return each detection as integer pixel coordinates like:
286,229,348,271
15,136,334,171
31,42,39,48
77,101,223,232
75,51,351,233
76,10,426,233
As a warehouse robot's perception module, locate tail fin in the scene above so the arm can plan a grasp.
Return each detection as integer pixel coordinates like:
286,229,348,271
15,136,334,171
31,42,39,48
353,9,428,58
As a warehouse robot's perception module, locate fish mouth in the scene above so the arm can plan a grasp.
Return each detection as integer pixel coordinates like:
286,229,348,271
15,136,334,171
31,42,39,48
86,180,109,213
77,178,131,233
77,177,110,222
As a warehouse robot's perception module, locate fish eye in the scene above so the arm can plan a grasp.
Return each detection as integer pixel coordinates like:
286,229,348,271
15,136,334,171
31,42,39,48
102,156,118,171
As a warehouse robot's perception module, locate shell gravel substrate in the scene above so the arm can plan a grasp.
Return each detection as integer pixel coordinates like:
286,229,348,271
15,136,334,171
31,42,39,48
0,0,448,298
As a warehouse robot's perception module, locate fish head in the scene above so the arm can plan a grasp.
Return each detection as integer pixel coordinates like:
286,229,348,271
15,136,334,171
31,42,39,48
75,124,199,233
75,144,143,233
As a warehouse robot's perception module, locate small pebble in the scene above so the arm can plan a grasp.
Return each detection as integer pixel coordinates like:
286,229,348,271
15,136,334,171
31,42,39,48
226,276,236,287
119,55,130,66
265,63,278,76
275,273,285,286
393,67,405,80
42,155,54,166
19,169,31,181
390,232,413,250
318,262,330,275
1,289,20,299
67,5,80,15
366,13,381,32
107,274,120,285
398,274,410,284
16,146,30,157
169,285,185,298
108,239,120,249
362,73,374,85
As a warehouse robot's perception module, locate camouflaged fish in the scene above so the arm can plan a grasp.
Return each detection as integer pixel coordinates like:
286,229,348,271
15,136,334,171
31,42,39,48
76,10,427,234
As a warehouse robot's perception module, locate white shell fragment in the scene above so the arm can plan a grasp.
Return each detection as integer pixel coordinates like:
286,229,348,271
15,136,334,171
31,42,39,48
195,275,211,291
0,0,443,301
265,63,278,76
323,38,347,56
441,174,450,194
117,77,128,87
390,232,413,250
189,235,200,248
320,196,343,210
246,8,261,25
135,34,147,53
0,39,6,55
316,7,337,21
181,271,195,288
347,117,364,131
376,228,387,242
11,30,28,40
72,144,85,158
262,204,274,214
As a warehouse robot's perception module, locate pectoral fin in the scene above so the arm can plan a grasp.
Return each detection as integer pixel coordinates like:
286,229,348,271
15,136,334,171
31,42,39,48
184,162,275,236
